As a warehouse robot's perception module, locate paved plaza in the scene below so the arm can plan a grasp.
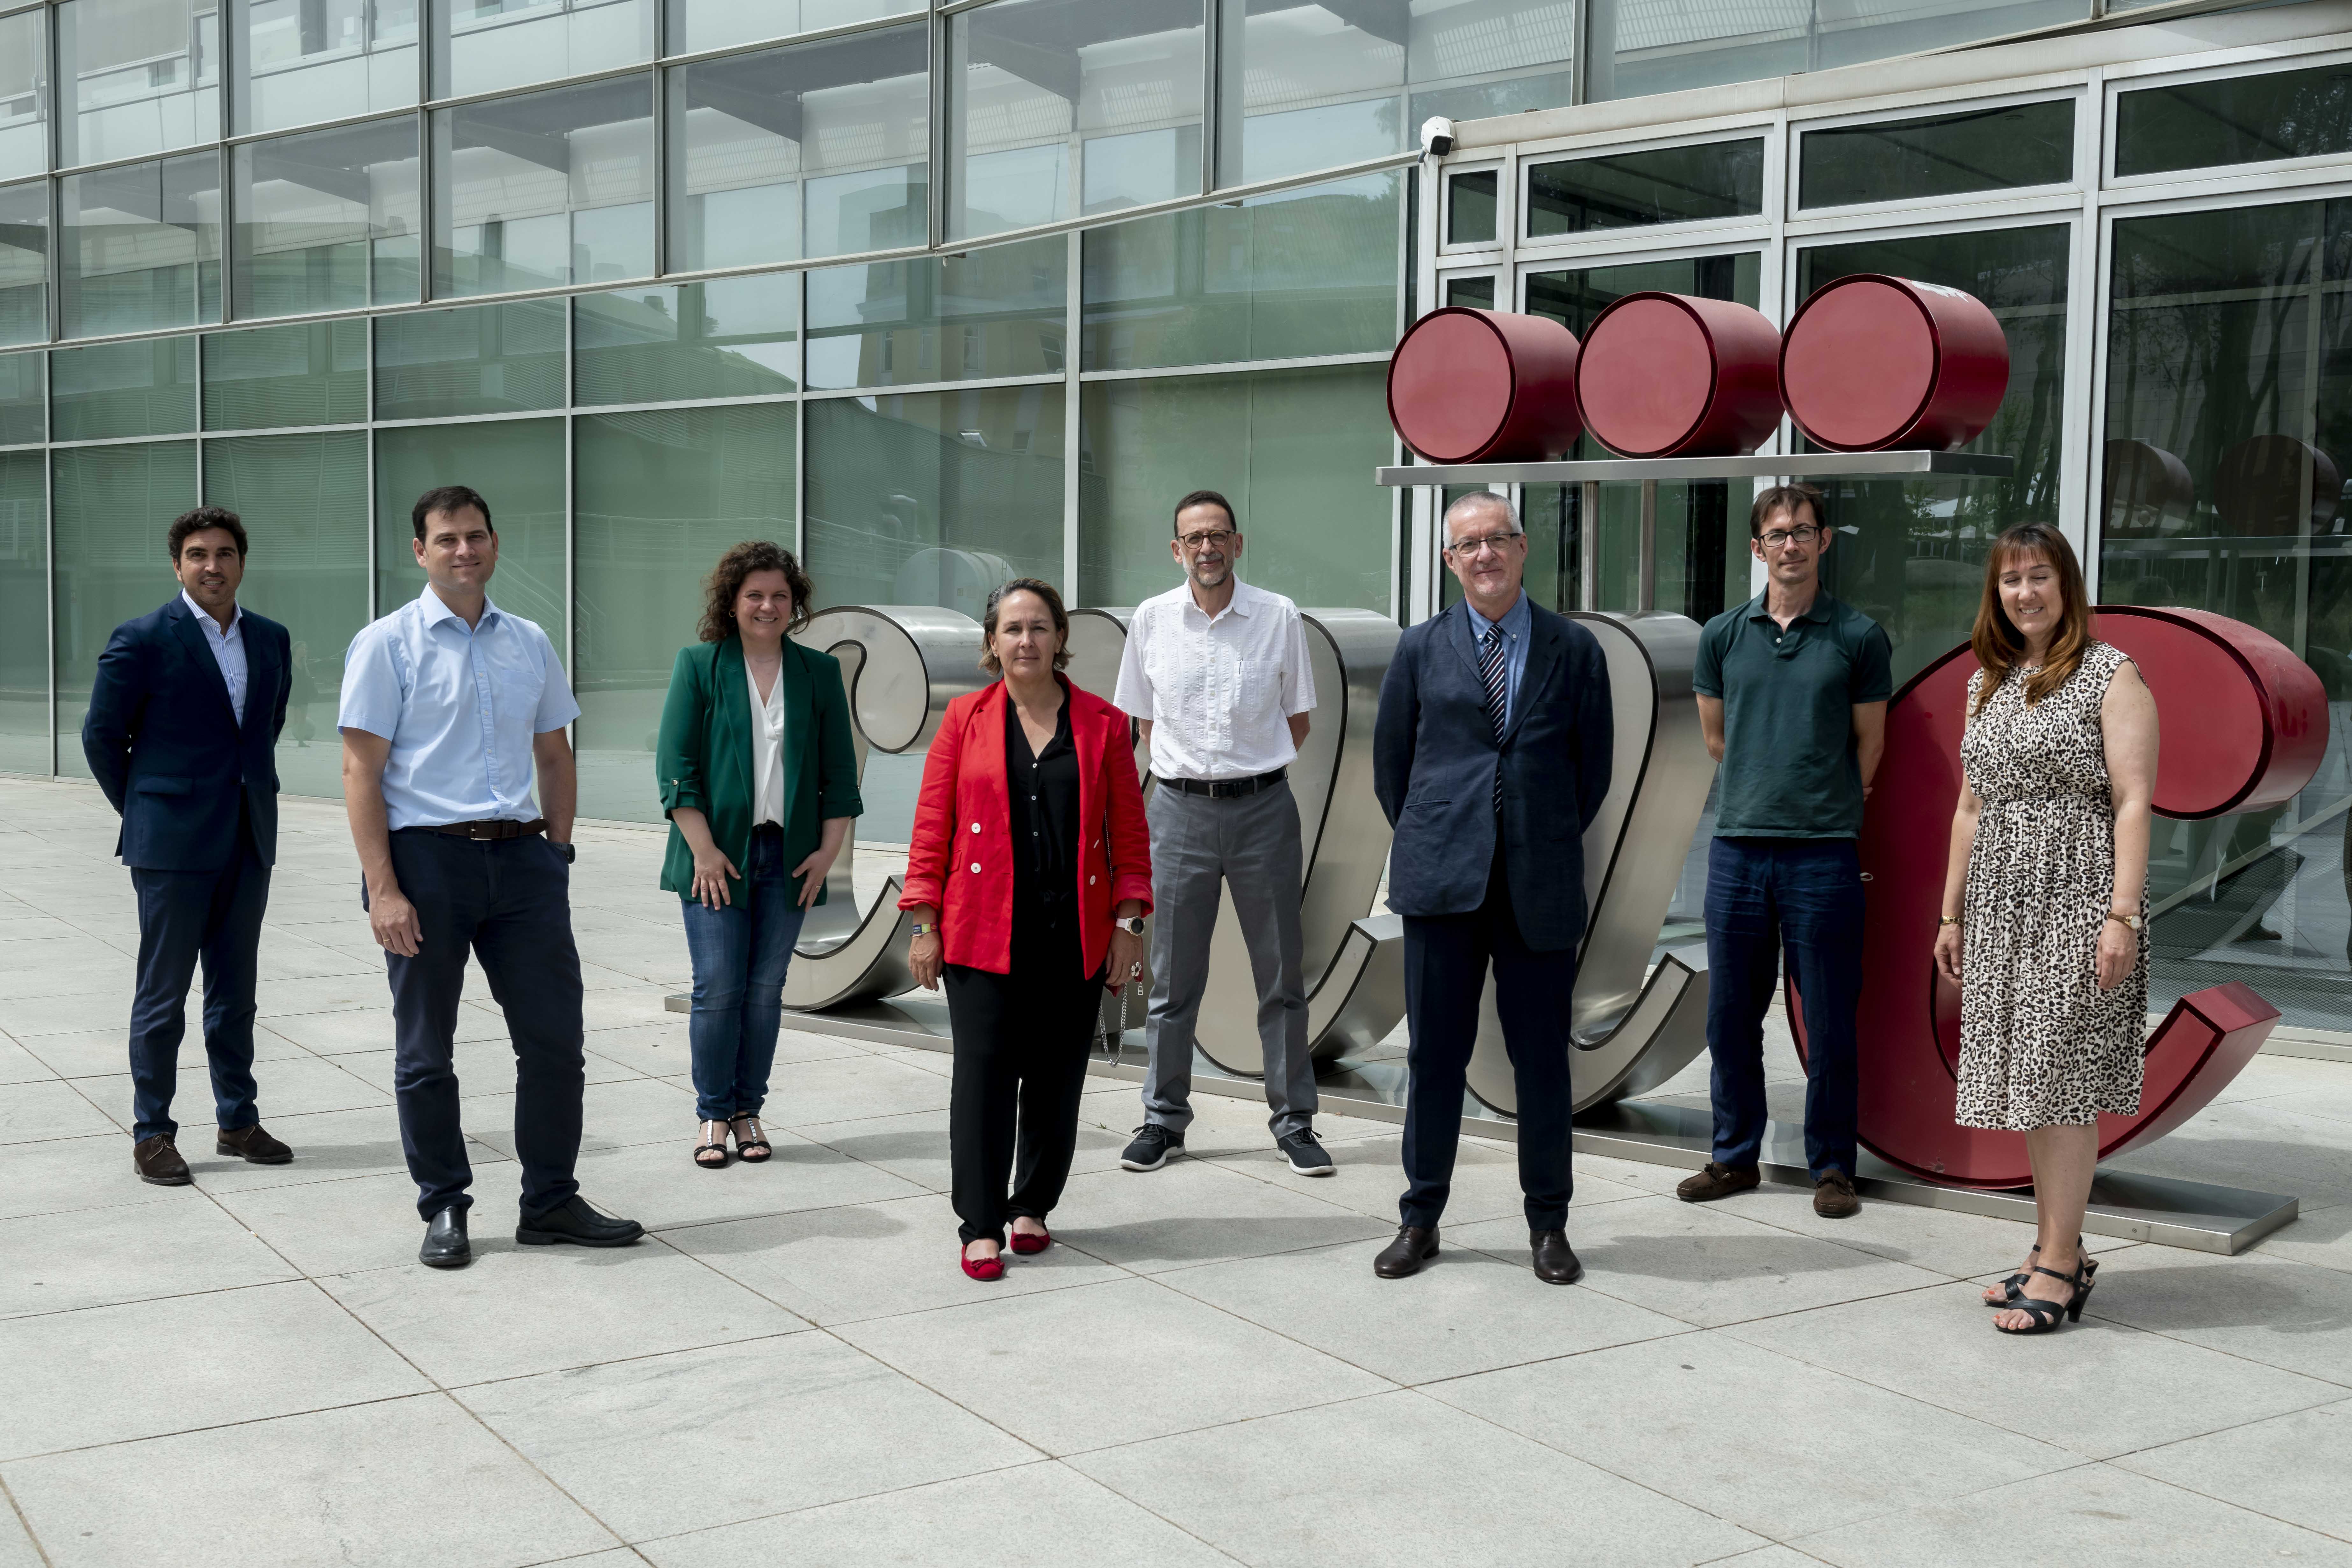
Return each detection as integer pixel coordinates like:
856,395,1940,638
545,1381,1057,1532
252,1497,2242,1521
2,777,2351,1567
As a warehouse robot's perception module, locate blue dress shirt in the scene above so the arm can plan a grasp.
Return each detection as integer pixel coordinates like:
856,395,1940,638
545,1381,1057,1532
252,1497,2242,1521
1464,589,1533,728
337,585,579,830
181,590,248,725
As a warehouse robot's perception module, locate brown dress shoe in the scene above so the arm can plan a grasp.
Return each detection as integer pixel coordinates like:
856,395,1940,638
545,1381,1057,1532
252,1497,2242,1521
217,1124,292,1164
1530,1229,1583,1285
1373,1226,1439,1278
133,1134,191,1186
1676,1162,1760,1203
1813,1170,1861,1218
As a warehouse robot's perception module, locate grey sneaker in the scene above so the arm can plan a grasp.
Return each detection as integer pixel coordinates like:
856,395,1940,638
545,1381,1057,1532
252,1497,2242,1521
1277,1129,1334,1175
1120,1124,1183,1171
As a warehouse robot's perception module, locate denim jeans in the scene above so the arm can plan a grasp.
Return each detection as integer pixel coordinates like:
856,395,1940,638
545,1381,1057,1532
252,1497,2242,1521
680,826,808,1122
1703,836,1866,1180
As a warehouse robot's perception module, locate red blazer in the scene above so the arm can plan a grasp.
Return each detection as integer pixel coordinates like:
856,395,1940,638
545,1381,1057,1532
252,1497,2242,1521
900,677,1153,978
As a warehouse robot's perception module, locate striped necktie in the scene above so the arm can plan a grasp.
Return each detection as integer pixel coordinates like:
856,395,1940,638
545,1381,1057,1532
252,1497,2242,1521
1480,622,1509,811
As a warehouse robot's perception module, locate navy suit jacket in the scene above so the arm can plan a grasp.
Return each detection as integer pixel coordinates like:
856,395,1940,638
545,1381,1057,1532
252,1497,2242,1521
82,597,292,872
1373,597,1613,953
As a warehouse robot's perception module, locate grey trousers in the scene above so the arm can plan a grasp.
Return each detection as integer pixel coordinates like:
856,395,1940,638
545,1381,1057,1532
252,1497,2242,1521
1140,779,1316,1138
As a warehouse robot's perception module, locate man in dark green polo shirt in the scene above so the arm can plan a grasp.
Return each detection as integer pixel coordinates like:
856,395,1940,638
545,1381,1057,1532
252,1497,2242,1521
1678,483,1890,1219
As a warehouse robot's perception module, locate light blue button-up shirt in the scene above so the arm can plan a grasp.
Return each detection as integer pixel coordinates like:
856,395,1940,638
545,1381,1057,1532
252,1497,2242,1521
181,590,249,725
336,585,579,830
1464,590,1533,728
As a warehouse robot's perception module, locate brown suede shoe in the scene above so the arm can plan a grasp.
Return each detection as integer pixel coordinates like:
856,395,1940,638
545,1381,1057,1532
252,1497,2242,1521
216,1123,292,1164
1813,1170,1861,1218
133,1134,191,1186
1675,1161,1760,1203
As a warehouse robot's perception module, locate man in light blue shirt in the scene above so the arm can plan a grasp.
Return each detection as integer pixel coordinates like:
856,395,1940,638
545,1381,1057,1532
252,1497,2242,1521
339,483,641,1269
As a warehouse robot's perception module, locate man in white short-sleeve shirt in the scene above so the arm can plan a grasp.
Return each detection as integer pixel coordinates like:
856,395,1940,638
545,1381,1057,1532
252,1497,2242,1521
1111,489,1328,1175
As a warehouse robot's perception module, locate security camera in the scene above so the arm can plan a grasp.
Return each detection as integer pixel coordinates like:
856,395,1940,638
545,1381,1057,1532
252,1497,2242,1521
1419,117,1456,159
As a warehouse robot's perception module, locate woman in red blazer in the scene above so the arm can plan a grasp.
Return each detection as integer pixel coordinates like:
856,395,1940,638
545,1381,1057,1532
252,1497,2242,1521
902,579,1151,1279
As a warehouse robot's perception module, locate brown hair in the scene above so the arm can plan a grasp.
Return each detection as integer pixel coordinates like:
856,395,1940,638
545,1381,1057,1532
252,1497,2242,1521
1748,483,1826,538
698,540,814,644
980,578,1071,674
1969,522,2092,716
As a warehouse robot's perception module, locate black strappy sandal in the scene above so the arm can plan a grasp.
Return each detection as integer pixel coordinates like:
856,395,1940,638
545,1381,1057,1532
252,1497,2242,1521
694,1120,730,1169
1994,1257,2094,1335
732,1115,772,1163
1985,1248,2097,1307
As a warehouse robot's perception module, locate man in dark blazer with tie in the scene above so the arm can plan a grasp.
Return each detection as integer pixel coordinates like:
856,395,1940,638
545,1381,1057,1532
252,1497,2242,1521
83,506,295,1186
1370,492,1612,1284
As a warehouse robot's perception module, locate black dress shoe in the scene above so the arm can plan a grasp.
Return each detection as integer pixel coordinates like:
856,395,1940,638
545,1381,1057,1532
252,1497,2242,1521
516,1195,644,1249
420,1206,471,1269
1373,1225,1439,1278
1530,1228,1583,1285
132,1134,192,1186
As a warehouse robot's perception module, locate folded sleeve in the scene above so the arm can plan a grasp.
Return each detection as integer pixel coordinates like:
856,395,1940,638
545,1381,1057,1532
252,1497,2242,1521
812,654,865,821
1281,605,1316,715
898,705,963,911
1103,720,1154,912
336,621,404,739
1110,607,1154,720
654,648,709,818
531,626,583,731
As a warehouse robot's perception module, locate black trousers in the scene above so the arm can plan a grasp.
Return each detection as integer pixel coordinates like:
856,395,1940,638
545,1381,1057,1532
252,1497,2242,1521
372,830,585,1222
1399,845,1576,1231
943,910,1104,1247
126,822,270,1143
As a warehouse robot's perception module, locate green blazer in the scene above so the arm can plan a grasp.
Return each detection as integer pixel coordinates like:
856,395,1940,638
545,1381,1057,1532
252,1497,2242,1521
656,636,863,903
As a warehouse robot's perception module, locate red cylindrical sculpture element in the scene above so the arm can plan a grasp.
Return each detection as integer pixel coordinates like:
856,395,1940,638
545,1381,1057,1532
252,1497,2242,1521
1780,274,2010,451
1573,293,1783,459
1386,308,1583,463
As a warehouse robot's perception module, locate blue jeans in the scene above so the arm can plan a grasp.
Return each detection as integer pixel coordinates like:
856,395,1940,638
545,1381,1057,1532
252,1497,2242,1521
681,826,808,1122
1703,836,1865,1180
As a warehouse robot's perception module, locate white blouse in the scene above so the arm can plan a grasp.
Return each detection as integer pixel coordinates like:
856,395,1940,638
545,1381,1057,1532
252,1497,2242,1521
747,658,786,826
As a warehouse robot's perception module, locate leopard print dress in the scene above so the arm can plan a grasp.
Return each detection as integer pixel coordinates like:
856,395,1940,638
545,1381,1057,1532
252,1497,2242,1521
1953,641,2148,1131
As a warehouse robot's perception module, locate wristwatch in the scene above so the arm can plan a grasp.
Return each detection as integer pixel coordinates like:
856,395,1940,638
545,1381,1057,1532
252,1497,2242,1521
551,840,575,864
1114,916,1146,935
2106,909,2142,932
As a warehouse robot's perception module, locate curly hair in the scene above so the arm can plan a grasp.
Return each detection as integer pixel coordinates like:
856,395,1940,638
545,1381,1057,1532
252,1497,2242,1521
698,540,814,644
980,578,1071,674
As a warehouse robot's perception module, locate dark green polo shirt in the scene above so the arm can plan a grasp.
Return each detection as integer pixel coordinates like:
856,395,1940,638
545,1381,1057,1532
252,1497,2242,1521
1693,590,1893,839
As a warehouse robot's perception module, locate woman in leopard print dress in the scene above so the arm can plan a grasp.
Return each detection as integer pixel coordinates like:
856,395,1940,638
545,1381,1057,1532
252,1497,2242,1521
1932,524,2158,1335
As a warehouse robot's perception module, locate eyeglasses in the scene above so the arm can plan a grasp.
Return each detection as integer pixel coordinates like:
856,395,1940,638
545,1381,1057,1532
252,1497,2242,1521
1758,524,1823,549
1177,529,1236,551
1445,531,1523,558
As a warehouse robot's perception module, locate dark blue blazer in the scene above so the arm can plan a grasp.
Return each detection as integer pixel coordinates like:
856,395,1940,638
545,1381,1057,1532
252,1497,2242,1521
1373,598,1613,953
82,597,292,872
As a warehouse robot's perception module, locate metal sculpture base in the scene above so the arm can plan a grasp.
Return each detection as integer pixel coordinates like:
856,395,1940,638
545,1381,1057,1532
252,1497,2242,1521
716,994,2298,1256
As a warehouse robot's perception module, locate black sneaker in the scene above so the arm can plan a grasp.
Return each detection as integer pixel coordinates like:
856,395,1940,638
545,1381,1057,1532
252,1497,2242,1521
1277,1129,1334,1176
1119,1124,1183,1171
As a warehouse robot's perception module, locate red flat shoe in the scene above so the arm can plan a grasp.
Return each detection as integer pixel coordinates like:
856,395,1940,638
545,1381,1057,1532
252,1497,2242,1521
960,1247,1005,1281
1009,1227,1051,1255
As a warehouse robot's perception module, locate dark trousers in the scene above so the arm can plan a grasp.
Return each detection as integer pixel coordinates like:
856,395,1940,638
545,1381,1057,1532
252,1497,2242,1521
1703,836,1865,1179
374,830,584,1222
126,833,270,1142
943,912,1103,1247
1399,848,1575,1231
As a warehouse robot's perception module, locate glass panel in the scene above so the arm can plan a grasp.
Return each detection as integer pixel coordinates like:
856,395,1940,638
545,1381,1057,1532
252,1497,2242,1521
1800,99,2074,209
2100,197,2352,1036
203,318,366,429
373,417,566,645
1586,1,2076,102
1402,0,1576,130
807,235,1064,391
201,430,369,797
667,0,920,56
52,337,199,439
1447,168,1495,245
575,275,797,405
231,0,418,135
56,0,221,168
60,152,224,339
804,386,1064,617
1217,0,1401,185
2116,63,2352,179
1810,1,2084,72
947,0,1204,242
1525,139,1763,237
1794,225,2068,687
573,403,794,821
1079,362,1391,611
1443,275,1493,309
233,116,421,319
0,351,42,444
0,449,41,775
432,0,652,99
372,297,564,419
0,8,49,182
1081,170,1400,372
0,179,47,347
666,22,927,271
433,74,653,298
53,440,198,777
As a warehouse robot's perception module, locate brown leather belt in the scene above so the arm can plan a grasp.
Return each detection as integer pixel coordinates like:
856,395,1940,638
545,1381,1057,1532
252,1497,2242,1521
422,818,547,841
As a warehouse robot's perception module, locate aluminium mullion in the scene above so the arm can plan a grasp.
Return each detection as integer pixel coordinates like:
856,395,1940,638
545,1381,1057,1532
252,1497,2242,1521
43,391,53,775
929,4,949,250
1062,226,1078,598
365,313,378,619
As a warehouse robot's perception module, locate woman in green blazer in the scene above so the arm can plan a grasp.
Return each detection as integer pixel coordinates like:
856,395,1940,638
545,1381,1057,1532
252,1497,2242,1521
656,541,861,1169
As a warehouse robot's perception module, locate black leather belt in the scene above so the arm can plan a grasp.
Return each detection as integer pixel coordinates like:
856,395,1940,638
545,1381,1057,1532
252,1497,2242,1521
1155,767,1287,799
422,818,546,841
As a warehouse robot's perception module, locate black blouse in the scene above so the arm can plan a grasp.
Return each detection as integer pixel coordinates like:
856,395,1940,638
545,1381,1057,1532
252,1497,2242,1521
1005,681,1080,917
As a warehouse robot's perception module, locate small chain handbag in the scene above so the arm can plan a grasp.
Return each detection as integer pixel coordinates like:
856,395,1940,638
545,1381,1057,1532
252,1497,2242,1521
1096,957,1142,1066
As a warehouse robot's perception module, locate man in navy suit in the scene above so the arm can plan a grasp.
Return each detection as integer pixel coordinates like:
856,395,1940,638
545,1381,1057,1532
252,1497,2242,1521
83,506,294,1186
1370,492,1612,1284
